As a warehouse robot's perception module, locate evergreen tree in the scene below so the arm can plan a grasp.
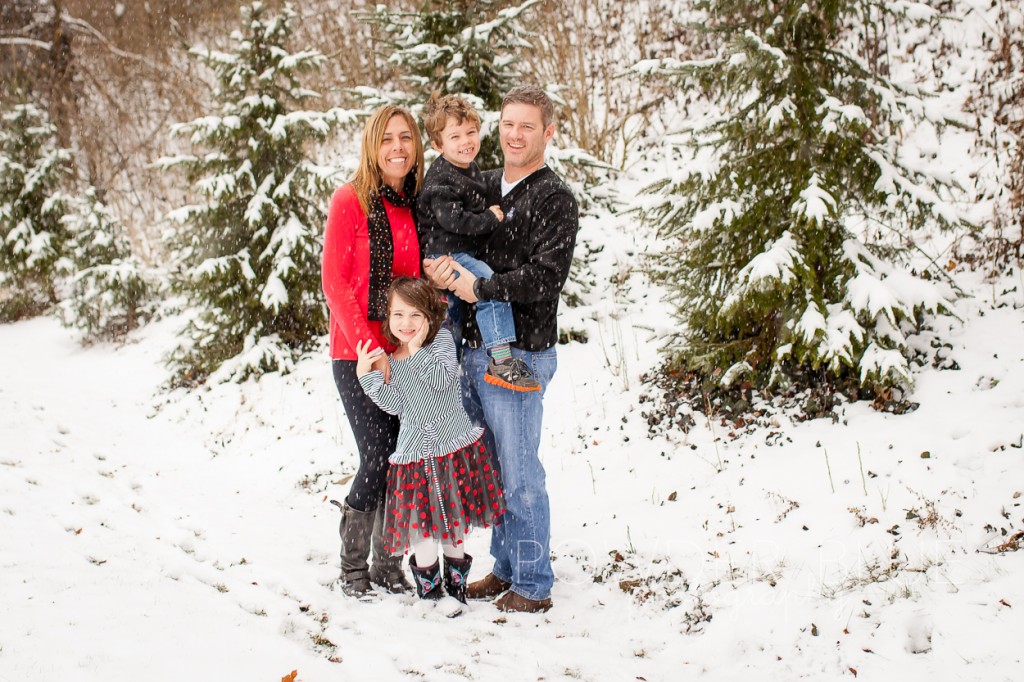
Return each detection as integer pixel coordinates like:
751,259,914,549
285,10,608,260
637,0,967,401
0,101,74,321
358,0,540,169
59,187,152,343
158,1,344,385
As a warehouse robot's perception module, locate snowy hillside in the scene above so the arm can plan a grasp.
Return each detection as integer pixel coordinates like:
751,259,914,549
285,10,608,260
2,231,1022,682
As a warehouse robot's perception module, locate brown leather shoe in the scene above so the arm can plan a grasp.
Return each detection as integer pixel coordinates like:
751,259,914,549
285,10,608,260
495,590,553,613
466,572,512,600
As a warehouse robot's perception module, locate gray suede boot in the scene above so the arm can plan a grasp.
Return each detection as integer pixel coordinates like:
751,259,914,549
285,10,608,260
368,503,413,593
336,501,375,597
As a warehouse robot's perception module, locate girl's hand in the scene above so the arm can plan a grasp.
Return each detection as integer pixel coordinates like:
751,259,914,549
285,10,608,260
355,339,384,378
407,322,429,357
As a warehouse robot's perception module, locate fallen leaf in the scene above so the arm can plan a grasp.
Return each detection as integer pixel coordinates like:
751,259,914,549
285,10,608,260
849,667,858,677
999,599,1012,608
281,670,298,682
668,491,677,502
619,579,643,593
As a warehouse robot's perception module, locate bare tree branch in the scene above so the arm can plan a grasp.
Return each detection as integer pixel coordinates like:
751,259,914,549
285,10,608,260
0,37,51,50
58,11,162,71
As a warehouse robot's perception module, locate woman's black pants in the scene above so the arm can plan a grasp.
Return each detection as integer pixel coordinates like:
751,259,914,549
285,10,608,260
331,359,399,512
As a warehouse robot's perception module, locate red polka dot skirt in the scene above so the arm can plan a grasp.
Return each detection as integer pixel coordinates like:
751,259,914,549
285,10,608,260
383,436,505,554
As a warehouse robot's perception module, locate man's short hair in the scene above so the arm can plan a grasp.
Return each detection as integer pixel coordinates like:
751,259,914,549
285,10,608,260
501,85,554,128
422,93,481,146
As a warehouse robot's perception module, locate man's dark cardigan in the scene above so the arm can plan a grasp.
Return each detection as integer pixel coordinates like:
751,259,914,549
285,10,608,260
462,166,579,352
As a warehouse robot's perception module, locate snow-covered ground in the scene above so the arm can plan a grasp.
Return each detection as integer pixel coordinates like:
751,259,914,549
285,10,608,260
3,1,1024,678
2,256,1022,681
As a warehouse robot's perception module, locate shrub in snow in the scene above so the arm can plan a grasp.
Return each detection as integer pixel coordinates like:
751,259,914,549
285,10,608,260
158,1,347,385
636,0,968,401
981,2,1024,265
59,188,153,343
0,102,74,321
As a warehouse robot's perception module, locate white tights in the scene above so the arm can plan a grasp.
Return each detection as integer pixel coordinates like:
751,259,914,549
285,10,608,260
411,538,464,568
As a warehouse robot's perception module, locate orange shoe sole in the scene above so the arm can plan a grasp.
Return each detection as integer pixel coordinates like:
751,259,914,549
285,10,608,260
484,374,542,392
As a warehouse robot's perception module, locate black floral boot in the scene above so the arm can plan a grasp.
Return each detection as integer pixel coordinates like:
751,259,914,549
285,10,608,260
409,556,444,601
443,554,473,604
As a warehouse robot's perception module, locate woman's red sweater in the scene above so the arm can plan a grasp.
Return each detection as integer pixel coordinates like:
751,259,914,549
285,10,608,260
321,184,422,360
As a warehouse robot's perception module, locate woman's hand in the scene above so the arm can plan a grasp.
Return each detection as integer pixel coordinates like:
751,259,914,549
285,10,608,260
355,339,386,379
423,255,456,290
372,351,391,383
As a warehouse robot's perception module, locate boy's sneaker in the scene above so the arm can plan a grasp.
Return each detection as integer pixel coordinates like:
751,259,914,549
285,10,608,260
484,357,541,392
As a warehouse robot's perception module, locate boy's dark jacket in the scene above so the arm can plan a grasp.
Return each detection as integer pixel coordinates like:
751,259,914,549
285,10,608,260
464,166,579,352
416,156,499,256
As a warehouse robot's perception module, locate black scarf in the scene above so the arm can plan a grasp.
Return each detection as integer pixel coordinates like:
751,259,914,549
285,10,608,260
366,172,417,321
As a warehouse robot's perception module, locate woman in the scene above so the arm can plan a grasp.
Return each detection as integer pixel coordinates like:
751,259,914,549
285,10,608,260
322,105,424,597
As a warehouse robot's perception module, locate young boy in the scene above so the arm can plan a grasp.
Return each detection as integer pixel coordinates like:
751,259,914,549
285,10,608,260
417,94,540,392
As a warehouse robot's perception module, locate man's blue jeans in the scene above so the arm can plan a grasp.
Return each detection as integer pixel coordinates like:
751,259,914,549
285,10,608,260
431,252,517,350
461,343,557,600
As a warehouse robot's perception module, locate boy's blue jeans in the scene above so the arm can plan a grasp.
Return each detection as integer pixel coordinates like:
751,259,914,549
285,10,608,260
461,343,557,600
431,252,516,350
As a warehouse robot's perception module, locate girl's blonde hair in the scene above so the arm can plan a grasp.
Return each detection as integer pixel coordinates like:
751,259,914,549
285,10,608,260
381,277,447,348
351,105,425,214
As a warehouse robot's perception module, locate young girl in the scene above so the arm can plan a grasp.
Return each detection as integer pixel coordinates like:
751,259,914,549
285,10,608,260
355,277,505,606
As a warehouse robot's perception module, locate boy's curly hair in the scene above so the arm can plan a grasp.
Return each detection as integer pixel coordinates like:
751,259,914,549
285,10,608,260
422,93,481,146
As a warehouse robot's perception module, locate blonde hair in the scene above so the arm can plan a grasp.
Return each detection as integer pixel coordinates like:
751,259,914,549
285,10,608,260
422,93,481,146
351,105,425,214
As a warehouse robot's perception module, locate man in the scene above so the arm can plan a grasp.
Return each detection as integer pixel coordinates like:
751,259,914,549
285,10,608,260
425,85,579,613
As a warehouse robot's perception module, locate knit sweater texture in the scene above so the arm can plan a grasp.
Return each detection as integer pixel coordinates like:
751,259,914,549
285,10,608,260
415,156,500,256
462,166,579,351
321,183,421,360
